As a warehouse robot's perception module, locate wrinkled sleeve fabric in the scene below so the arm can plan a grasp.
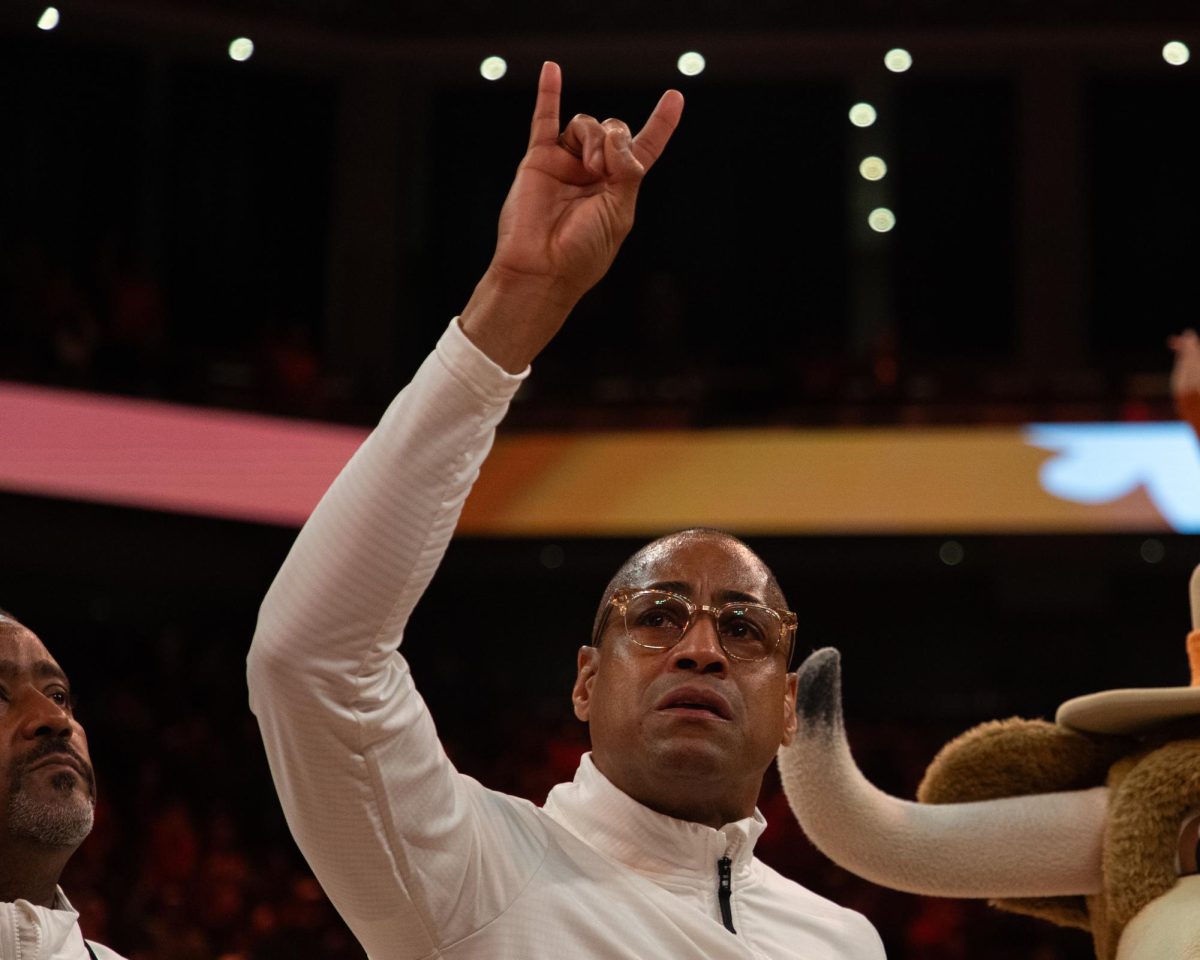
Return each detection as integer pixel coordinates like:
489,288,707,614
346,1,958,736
247,319,539,959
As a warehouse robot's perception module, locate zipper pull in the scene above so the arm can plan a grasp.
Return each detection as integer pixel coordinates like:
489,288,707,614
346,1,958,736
717,855,736,934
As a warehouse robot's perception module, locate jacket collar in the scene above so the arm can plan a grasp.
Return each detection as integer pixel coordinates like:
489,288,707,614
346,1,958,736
542,753,765,880
0,886,84,960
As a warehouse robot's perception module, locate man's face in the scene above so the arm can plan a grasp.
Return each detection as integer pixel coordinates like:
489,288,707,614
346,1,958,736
572,534,798,825
0,621,95,849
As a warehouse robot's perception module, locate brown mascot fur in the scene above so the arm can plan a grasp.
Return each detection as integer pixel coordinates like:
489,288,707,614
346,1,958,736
918,691,1200,958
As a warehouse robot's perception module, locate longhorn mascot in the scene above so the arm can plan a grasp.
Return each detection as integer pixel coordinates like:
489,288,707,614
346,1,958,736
781,337,1200,959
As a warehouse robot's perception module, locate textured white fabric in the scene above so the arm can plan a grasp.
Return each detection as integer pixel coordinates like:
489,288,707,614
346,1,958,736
248,318,886,960
0,889,127,960
1115,875,1200,960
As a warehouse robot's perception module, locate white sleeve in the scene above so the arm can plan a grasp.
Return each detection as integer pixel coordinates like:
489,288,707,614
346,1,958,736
247,319,543,959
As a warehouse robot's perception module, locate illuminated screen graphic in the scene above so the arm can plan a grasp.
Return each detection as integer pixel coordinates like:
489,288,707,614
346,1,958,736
1,381,1198,534
1025,423,1200,532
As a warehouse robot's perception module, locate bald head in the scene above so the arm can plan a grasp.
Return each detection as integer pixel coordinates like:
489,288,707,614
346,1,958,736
591,528,789,642
574,528,800,827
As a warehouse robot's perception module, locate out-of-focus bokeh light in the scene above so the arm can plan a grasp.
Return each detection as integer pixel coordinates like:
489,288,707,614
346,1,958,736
859,156,888,181
37,7,60,31
1163,41,1190,66
869,207,896,233
480,56,508,81
884,48,913,73
677,51,706,76
848,102,877,128
228,37,255,62
939,540,965,566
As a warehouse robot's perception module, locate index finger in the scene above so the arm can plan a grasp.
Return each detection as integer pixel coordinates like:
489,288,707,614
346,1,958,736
632,89,685,172
528,61,563,150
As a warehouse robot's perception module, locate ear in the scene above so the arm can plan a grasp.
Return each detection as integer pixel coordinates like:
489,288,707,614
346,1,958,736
779,670,799,747
572,645,599,722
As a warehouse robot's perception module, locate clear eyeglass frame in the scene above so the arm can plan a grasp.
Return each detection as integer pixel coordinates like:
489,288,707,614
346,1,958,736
594,588,798,663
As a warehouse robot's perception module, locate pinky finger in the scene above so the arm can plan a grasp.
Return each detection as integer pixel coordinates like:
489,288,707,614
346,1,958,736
632,89,685,172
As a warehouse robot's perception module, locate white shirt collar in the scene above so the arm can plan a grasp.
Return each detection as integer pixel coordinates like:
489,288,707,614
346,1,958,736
542,753,766,880
0,886,85,960
52,887,77,914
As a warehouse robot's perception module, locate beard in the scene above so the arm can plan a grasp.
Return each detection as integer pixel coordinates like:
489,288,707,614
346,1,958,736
7,763,96,848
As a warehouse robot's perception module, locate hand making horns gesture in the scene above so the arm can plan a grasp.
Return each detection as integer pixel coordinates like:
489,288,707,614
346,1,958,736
460,61,684,373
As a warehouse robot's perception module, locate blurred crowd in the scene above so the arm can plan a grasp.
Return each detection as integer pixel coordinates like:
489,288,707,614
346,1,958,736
0,236,332,421
51,618,1094,960
0,235,1182,433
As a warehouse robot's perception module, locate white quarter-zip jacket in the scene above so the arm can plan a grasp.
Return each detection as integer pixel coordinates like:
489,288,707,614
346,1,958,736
0,889,126,960
247,318,887,960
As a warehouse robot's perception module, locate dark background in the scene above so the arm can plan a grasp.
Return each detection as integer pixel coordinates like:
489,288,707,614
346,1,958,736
3,0,1200,957
6,2,1200,427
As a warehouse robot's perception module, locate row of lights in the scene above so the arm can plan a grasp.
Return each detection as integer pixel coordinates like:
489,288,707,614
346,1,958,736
33,8,1195,72
848,51,910,234
30,5,1191,236
483,51,709,81
38,6,259,60
481,41,1192,83
849,40,1190,234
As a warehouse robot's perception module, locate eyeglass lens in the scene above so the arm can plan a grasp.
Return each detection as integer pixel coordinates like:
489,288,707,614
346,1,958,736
622,592,778,661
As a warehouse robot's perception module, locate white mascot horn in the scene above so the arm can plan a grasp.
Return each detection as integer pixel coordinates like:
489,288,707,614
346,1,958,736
777,648,1108,898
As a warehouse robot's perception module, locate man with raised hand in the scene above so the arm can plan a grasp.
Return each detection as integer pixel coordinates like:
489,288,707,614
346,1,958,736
0,610,125,960
248,62,884,958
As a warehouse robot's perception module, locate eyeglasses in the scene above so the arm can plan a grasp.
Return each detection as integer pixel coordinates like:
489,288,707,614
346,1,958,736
596,588,797,663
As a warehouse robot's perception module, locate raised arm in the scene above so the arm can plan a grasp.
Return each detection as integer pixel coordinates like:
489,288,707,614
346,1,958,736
247,64,681,959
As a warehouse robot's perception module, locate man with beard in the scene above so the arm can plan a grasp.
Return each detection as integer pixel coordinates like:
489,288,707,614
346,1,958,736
0,610,122,960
